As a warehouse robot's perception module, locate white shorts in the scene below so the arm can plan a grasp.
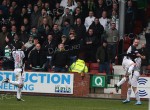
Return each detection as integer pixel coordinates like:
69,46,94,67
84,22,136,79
122,58,134,72
128,71,140,87
14,68,22,80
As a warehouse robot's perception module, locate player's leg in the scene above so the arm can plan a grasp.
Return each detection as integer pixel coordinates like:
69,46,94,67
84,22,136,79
127,64,135,74
9,80,20,86
17,87,21,100
131,71,141,105
133,86,141,105
123,75,132,103
17,84,24,101
115,59,135,93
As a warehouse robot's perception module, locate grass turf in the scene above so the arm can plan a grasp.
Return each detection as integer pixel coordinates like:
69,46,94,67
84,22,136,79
0,95,148,110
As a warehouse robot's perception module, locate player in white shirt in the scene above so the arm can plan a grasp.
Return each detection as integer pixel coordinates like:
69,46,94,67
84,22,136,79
122,57,142,105
84,11,95,31
2,49,25,101
115,38,143,92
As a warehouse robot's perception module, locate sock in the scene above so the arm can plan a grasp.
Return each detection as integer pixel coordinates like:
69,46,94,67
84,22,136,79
117,77,126,86
128,65,135,74
135,90,140,102
17,88,21,99
9,80,19,86
126,88,132,101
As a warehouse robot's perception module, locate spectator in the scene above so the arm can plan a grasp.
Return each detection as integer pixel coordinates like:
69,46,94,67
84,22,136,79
2,39,14,70
73,18,86,40
108,3,119,18
11,0,20,15
61,19,72,38
42,33,56,68
51,24,62,46
24,36,34,50
89,17,104,44
44,2,53,18
60,35,68,45
76,1,88,19
96,40,112,83
67,32,80,65
84,11,95,31
53,8,63,30
27,3,32,15
19,6,30,25
69,56,88,74
30,27,39,39
84,28,97,62
38,8,53,28
106,22,119,64
138,43,149,74
0,0,9,17
19,25,29,44
38,17,51,44
60,0,77,14
99,10,109,30
73,7,83,24
95,0,107,18
27,37,39,58
8,25,17,42
52,43,69,72
53,2,64,17
30,5,41,28
28,43,47,71
125,0,136,34
2,34,14,51
0,9,7,30
22,17,30,33
0,25,8,49
12,33,24,50
8,7,18,26
62,8,74,25
109,10,119,30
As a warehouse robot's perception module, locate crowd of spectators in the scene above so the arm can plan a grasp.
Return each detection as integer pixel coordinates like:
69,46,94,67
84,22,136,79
0,0,149,72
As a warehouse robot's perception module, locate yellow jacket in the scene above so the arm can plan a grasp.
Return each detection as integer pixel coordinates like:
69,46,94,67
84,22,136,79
69,59,88,73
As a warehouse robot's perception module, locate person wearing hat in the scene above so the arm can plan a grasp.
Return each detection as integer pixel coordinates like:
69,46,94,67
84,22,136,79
96,40,113,84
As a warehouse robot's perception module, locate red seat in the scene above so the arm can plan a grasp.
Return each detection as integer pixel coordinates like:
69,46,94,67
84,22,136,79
89,70,99,74
146,65,150,70
89,63,99,70
85,63,90,68
89,63,99,74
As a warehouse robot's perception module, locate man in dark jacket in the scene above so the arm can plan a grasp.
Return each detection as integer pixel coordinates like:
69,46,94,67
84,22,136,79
96,40,112,83
28,43,47,71
52,43,69,72
73,18,86,40
138,43,149,74
89,17,104,44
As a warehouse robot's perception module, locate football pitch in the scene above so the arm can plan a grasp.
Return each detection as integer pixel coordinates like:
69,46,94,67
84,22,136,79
0,95,148,110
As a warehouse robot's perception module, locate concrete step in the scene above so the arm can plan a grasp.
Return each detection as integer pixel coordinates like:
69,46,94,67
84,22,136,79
104,88,121,94
110,79,120,85
87,93,121,99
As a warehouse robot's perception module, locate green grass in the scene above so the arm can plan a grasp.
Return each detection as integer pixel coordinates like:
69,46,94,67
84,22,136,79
0,95,148,110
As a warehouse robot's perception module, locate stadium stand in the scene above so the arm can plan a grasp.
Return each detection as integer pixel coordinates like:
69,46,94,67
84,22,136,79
0,0,150,76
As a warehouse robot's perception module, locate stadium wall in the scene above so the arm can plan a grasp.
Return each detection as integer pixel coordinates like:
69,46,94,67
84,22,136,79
0,71,90,97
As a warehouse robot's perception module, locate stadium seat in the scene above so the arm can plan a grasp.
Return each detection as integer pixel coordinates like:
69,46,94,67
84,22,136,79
85,62,90,68
89,70,99,74
89,63,99,74
89,63,99,70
